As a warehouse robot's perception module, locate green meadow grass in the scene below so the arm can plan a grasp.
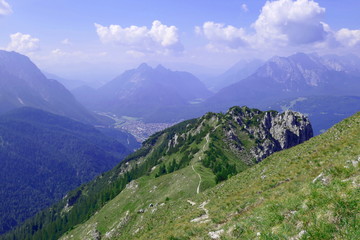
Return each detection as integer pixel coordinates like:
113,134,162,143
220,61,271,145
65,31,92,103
62,112,359,239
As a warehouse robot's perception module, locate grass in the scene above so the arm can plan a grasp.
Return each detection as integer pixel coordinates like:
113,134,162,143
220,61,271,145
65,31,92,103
61,164,201,239
62,112,359,239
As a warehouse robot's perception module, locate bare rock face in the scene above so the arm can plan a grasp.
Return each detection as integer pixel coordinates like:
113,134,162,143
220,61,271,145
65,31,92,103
227,106,313,162
268,110,313,149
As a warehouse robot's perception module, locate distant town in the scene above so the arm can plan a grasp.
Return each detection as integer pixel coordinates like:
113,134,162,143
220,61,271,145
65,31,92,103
99,112,175,142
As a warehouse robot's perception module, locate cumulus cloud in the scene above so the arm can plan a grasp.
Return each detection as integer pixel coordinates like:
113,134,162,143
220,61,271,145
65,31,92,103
149,20,179,47
253,0,327,45
94,20,183,54
335,28,360,47
195,21,248,50
6,33,40,53
197,0,330,52
0,0,12,16
195,0,360,56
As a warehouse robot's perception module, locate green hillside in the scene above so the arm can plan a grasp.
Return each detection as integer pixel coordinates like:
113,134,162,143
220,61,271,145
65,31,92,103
62,111,359,239
3,106,313,239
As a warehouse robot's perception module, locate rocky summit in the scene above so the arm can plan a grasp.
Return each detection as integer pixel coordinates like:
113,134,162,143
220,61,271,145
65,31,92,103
226,107,313,162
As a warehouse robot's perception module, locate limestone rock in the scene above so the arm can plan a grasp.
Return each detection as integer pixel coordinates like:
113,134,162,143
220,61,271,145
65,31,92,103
227,106,313,163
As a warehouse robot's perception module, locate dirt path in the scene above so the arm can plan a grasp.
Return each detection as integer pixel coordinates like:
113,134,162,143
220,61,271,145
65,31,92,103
203,133,209,151
192,133,210,194
192,165,202,194
190,200,210,223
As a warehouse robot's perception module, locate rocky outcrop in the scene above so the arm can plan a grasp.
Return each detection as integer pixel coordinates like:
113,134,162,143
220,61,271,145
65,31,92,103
268,110,313,148
227,106,313,162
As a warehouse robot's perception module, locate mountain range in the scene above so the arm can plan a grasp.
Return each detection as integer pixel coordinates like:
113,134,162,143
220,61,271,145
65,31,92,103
69,52,360,137
43,72,89,91
204,53,360,113
3,49,356,136
73,63,212,122
0,107,136,234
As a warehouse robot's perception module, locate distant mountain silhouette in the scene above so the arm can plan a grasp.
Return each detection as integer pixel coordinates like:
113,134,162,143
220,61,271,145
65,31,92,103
43,72,88,90
204,52,360,112
74,63,212,122
204,59,263,91
0,50,99,124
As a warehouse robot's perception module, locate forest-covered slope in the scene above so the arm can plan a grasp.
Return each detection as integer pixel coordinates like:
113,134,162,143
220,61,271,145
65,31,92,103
0,107,131,234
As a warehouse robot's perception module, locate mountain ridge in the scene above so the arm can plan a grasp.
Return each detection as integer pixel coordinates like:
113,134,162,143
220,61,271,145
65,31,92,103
203,52,360,113
74,63,212,121
60,111,359,240
0,50,100,125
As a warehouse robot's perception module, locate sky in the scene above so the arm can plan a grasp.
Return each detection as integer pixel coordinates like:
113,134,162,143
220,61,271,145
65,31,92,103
1,0,360,82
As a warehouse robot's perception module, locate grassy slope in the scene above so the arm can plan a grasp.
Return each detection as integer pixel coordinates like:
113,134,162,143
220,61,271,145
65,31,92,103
61,133,216,239
62,112,359,239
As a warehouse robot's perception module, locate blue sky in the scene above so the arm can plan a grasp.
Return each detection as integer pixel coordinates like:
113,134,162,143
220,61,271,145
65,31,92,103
1,0,360,81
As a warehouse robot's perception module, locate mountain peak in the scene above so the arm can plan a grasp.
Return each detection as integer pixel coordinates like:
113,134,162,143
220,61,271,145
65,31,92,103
155,64,167,71
0,50,45,81
137,63,152,71
0,50,98,124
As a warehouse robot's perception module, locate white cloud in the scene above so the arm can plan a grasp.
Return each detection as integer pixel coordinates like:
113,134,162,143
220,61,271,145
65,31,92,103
95,23,148,45
52,48,65,56
196,21,248,50
51,48,82,57
241,4,248,12
149,20,179,47
6,33,40,53
253,0,327,45
197,0,342,54
335,28,360,47
94,20,183,54
61,38,72,45
0,0,12,16
126,50,145,58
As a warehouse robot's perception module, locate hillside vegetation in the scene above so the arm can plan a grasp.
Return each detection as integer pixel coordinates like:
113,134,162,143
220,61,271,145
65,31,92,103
3,106,312,239
0,107,131,234
62,112,359,240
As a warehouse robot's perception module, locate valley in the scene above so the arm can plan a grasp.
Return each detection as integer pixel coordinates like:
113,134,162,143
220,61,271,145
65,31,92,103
98,112,176,142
